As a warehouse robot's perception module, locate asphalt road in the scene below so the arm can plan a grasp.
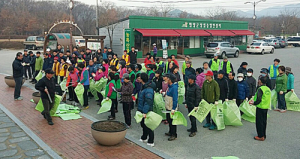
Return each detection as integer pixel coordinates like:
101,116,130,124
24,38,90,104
1,47,300,159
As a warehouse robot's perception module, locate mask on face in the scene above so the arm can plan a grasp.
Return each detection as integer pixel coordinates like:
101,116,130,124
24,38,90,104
238,78,243,82
247,73,252,77
261,74,266,77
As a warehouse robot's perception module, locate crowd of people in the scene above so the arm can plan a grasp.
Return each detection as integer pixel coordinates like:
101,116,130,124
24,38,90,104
12,46,295,145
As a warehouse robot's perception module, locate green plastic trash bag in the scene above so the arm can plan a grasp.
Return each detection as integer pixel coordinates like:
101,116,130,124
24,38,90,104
58,113,82,120
223,101,243,126
95,78,108,92
239,100,256,118
188,100,214,123
74,84,84,106
171,111,187,127
241,114,256,123
60,78,67,91
57,76,61,84
89,80,99,101
144,111,163,131
211,101,225,130
35,95,62,116
97,99,112,114
35,71,44,82
101,90,105,97
178,81,185,104
153,93,166,119
141,63,147,73
271,90,277,110
285,91,300,112
30,99,34,103
178,95,184,105
134,111,143,123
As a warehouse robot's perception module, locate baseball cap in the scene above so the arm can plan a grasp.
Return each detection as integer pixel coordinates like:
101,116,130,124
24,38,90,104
237,73,244,77
46,48,50,52
204,71,213,76
122,73,130,79
45,68,54,74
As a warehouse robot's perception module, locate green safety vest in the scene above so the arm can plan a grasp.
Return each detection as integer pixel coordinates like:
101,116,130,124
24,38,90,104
129,71,136,87
114,73,121,89
254,86,271,109
156,61,163,70
211,59,220,71
221,61,232,74
105,80,117,99
182,61,187,75
135,70,140,79
165,61,173,73
147,70,154,77
270,65,280,78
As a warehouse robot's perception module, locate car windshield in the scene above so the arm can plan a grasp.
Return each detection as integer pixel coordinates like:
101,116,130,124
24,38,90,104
264,40,272,42
251,43,261,46
36,37,44,41
80,40,85,42
207,43,218,47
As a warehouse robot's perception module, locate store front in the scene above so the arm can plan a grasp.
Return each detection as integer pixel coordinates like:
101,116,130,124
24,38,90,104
99,16,254,58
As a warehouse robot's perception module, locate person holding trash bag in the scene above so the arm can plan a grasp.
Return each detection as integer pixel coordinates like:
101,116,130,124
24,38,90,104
93,66,106,106
201,71,220,130
117,73,134,127
35,69,56,125
286,67,294,93
228,72,237,101
250,76,271,141
237,73,249,107
77,63,90,109
185,74,201,137
274,66,288,113
138,72,155,147
106,72,118,120
66,66,80,106
164,74,179,141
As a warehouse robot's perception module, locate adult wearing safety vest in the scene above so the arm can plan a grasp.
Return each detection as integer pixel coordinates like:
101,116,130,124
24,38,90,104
209,53,220,79
155,58,165,73
122,50,130,65
106,72,118,120
251,76,271,141
182,56,190,80
146,64,155,81
127,64,136,84
164,56,173,74
269,58,280,90
77,63,90,109
221,56,234,78
110,54,120,70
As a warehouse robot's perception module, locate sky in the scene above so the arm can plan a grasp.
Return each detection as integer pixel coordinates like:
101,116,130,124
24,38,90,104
48,0,299,15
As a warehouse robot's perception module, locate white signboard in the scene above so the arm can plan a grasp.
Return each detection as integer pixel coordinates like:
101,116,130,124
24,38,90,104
162,40,168,59
87,42,101,51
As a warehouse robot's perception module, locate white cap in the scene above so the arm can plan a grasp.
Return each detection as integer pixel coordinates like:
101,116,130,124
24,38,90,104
214,53,218,57
153,43,156,46
237,73,244,77
66,59,72,64
46,48,51,52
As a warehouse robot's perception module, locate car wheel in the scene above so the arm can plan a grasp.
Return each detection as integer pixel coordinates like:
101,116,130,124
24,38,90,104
261,49,265,55
234,51,239,58
205,55,211,58
221,52,226,59
270,48,274,54
248,52,252,54
32,45,36,50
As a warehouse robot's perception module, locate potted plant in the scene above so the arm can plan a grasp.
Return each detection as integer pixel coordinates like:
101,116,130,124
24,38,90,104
91,121,127,146
4,76,25,87
32,92,40,104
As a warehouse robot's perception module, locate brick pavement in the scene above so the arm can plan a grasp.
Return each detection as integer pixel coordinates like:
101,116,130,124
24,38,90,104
0,74,161,159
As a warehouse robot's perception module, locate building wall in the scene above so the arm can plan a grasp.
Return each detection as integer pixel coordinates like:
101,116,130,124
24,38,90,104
99,19,129,57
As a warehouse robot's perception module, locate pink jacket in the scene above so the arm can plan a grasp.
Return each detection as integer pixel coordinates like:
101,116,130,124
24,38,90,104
196,73,205,88
103,64,109,78
94,71,105,81
162,81,168,92
120,68,127,79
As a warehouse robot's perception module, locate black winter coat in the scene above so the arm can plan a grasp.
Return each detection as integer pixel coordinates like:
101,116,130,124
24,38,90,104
30,55,36,66
186,83,201,108
246,76,256,98
228,79,237,100
12,58,24,78
216,77,229,101
35,76,56,99
128,51,137,64
23,54,31,64
153,76,163,92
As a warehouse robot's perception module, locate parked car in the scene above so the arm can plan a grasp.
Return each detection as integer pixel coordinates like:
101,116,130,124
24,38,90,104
263,39,280,48
75,39,85,47
246,42,274,55
287,37,300,47
263,35,275,39
205,42,239,59
276,38,288,48
23,36,44,50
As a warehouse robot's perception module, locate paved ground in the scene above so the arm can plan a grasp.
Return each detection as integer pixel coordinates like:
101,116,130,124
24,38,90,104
0,109,51,159
1,47,300,159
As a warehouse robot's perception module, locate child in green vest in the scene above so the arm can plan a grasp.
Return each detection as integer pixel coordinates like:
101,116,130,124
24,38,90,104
106,72,118,120
147,64,155,81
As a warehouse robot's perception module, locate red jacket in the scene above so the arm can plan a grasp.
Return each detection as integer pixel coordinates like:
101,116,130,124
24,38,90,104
66,68,79,87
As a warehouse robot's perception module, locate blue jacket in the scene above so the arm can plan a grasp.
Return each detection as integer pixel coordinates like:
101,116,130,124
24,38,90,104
184,67,195,85
102,53,108,60
287,73,294,90
133,81,142,95
87,64,97,78
138,81,156,114
166,82,178,110
42,58,53,71
237,80,249,100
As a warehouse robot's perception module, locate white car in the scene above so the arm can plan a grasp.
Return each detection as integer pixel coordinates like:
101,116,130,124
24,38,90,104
75,39,85,47
246,42,274,55
263,35,275,39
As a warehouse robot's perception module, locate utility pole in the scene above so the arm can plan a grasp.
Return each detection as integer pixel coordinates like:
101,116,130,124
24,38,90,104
96,0,102,36
69,0,74,54
245,0,266,38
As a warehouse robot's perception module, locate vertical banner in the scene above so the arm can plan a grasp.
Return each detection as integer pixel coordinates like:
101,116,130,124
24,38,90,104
162,39,168,59
124,29,131,53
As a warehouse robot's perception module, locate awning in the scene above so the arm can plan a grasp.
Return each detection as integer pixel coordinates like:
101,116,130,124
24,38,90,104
174,29,211,36
230,30,255,35
205,30,235,36
135,29,180,37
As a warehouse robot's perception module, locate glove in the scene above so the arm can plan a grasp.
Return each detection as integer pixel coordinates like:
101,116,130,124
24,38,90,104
194,107,199,111
143,114,146,118
215,101,218,105
78,83,82,85
291,89,294,92
233,99,236,102
105,97,109,101
185,104,187,108
159,90,162,94
162,92,166,96
225,99,229,102
171,110,175,115
245,98,248,101
280,91,283,95
21,63,26,66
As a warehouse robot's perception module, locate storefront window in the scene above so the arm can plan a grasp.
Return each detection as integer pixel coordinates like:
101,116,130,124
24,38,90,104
134,34,142,52
189,36,200,48
233,36,245,45
142,36,150,54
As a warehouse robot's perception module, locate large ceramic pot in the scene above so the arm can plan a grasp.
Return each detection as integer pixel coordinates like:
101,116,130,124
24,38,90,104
4,76,25,87
91,121,127,146
32,92,40,104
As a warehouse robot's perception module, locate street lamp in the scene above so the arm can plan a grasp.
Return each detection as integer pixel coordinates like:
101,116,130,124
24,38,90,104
69,0,74,54
244,0,266,36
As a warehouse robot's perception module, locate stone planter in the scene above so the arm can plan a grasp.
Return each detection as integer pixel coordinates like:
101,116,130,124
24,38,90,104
32,92,41,104
4,76,25,87
91,121,127,146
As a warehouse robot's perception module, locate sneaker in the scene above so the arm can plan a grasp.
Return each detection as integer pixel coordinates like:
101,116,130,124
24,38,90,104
108,116,115,120
82,106,89,110
280,109,287,113
48,121,54,125
274,108,280,111
41,112,46,119
139,139,147,143
115,109,118,113
165,132,171,136
254,136,265,141
14,97,23,101
209,124,216,130
203,123,211,128
147,143,155,147
168,136,177,141
189,132,196,137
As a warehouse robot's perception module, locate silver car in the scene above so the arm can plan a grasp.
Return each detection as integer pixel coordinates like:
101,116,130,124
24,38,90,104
205,42,239,58
263,39,280,48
